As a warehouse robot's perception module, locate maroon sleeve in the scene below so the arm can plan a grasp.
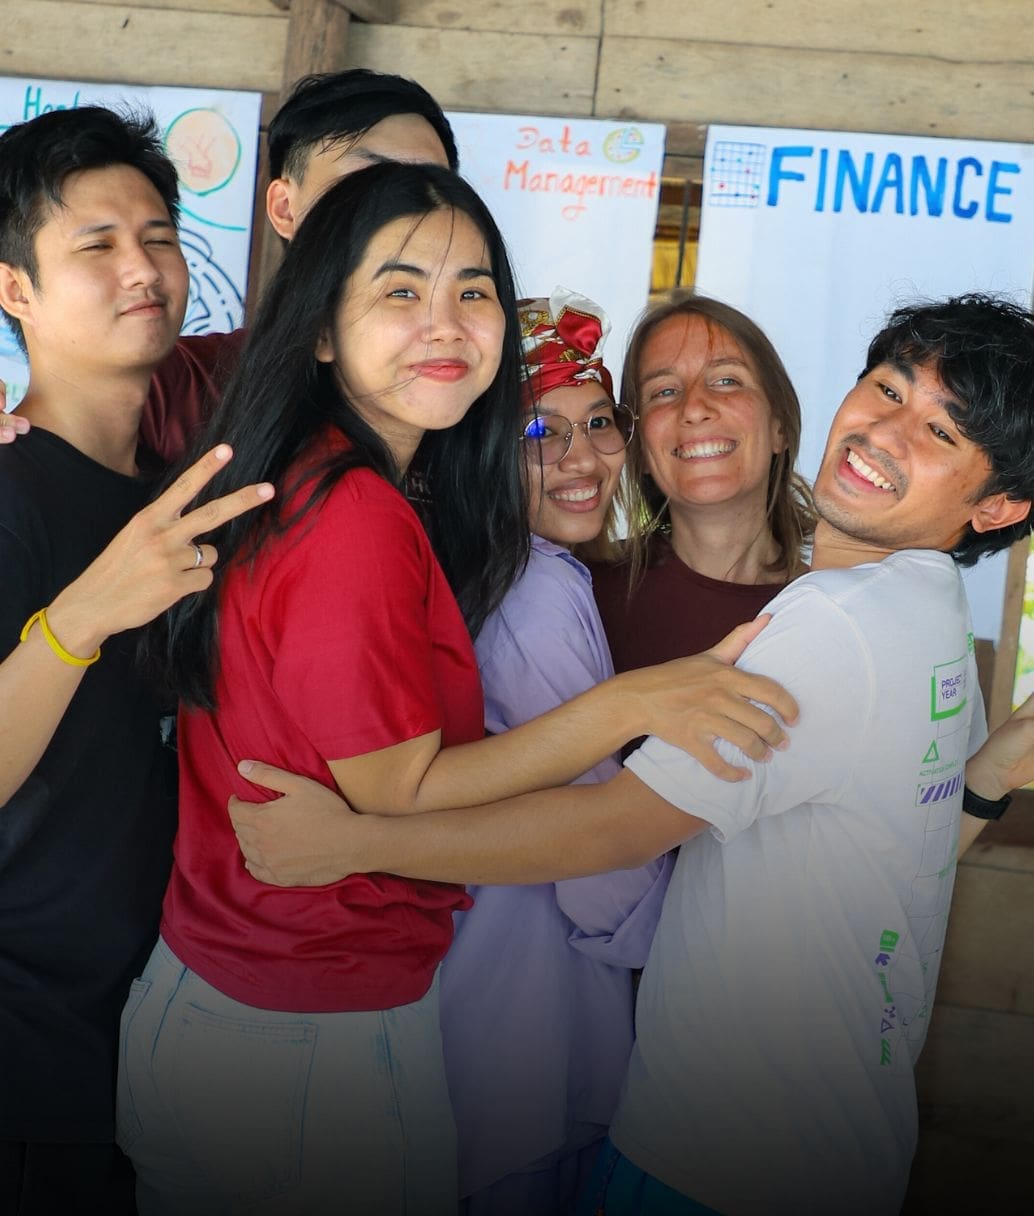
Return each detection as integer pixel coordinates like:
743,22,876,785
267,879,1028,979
140,329,248,465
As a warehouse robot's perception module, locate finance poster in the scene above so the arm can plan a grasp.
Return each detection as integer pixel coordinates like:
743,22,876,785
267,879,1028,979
0,75,261,406
695,123,1034,642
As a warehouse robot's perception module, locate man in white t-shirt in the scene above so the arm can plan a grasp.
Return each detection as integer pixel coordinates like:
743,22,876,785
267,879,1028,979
230,294,1034,1215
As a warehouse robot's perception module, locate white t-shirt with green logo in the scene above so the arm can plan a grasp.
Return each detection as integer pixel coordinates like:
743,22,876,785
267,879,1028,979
616,549,985,1216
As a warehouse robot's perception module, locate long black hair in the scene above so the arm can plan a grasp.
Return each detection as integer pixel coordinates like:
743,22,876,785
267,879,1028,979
151,161,528,709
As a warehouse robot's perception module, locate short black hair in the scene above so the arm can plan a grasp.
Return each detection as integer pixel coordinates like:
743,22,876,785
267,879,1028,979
268,69,458,181
863,293,1034,564
0,105,179,348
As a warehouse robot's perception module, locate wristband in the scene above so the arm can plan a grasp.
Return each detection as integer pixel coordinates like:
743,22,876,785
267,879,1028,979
20,608,101,668
961,784,1012,820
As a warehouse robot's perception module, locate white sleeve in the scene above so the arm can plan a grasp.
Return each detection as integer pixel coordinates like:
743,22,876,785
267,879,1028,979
626,584,875,845
967,678,989,758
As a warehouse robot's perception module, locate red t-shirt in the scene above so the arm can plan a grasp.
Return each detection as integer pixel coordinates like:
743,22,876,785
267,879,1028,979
140,330,248,464
162,438,481,1012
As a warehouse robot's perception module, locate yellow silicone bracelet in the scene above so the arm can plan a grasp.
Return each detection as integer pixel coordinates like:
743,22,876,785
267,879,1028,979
19,608,101,668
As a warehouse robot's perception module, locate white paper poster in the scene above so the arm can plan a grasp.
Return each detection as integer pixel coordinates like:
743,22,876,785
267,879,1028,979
0,75,261,406
695,124,1034,640
447,112,665,384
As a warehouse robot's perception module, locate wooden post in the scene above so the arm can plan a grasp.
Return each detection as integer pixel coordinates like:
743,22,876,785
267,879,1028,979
255,0,354,294
988,534,1030,730
279,0,353,97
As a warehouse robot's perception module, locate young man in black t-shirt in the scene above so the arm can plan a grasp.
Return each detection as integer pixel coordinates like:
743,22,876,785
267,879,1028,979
2,70,458,459
0,106,271,1215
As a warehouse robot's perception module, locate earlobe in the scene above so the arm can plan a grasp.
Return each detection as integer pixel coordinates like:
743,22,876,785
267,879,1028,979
314,329,335,364
970,493,1032,535
265,178,297,240
0,262,33,321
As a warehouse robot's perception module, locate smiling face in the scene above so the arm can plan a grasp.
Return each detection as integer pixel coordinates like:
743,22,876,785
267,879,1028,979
319,206,505,468
636,313,786,526
812,358,1023,563
1,164,187,378
525,381,626,548
267,114,451,240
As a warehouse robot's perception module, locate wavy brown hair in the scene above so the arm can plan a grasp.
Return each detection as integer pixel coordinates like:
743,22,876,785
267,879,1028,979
589,291,814,584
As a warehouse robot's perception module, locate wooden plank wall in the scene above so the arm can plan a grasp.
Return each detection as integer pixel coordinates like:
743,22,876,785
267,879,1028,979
6,0,1032,386
6,0,1032,442
5,1,1033,167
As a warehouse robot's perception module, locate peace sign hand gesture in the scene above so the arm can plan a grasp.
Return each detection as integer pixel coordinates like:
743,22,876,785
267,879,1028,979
45,443,273,655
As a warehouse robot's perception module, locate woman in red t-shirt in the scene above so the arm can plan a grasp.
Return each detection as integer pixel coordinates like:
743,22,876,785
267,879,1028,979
119,164,796,1216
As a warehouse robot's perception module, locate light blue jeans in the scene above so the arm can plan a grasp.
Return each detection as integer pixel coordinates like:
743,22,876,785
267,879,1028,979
117,936,456,1216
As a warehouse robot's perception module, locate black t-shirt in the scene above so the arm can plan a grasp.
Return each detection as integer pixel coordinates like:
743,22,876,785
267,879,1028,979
0,428,177,1142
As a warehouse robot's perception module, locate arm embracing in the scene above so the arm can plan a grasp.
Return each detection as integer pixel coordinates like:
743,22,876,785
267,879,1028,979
959,694,1034,857
234,765,703,889
334,614,800,818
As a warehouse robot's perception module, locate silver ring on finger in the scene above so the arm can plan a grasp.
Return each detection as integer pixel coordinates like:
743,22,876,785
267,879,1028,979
190,542,204,570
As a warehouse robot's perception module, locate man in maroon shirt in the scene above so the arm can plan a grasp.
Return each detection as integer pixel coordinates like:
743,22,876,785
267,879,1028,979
143,69,457,462
2,70,458,461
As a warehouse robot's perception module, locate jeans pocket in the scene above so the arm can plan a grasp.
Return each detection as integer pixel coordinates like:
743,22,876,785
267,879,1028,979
167,1002,317,1209
115,977,152,1152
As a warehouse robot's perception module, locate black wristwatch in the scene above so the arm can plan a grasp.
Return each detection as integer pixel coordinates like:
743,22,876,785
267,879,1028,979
962,785,1013,820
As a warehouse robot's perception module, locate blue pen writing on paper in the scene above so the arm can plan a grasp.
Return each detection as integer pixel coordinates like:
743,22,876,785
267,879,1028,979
766,145,1019,222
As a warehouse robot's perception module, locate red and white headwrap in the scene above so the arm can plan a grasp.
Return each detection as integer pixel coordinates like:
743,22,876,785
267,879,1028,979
518,287,614,408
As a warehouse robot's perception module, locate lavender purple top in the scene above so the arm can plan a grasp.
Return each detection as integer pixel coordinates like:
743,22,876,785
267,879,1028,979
438,534,673,1196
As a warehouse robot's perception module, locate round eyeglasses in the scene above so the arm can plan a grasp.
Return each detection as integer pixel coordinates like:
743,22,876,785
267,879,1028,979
520,403,636,465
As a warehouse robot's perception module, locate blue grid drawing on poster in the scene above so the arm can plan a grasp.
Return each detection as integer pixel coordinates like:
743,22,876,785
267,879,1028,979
708,141,767,208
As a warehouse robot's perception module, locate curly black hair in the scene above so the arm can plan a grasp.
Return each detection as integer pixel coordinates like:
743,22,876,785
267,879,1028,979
862,293,1034,564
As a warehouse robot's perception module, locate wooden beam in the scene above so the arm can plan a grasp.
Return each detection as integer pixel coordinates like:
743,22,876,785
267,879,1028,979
330,0,398,24
254,0,354,293
345,23,598,115
596,36,1034,143
267,0,399,20
390,0,600,37
279,0,351,95
662,122,707,159
75,0,281,13
245,140,273,319
3,1,287,93
604,0,1025,62
989,537,1031,730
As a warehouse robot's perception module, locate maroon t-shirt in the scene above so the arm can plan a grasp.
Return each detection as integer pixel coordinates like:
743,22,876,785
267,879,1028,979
140,329,248,464
590,538,788,673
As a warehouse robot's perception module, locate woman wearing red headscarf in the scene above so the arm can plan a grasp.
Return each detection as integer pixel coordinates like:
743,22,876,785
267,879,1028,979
439,290,672,1216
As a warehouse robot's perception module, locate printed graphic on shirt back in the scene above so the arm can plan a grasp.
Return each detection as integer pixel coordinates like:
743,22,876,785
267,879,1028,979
876,635,973,1074
930,653,968,721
